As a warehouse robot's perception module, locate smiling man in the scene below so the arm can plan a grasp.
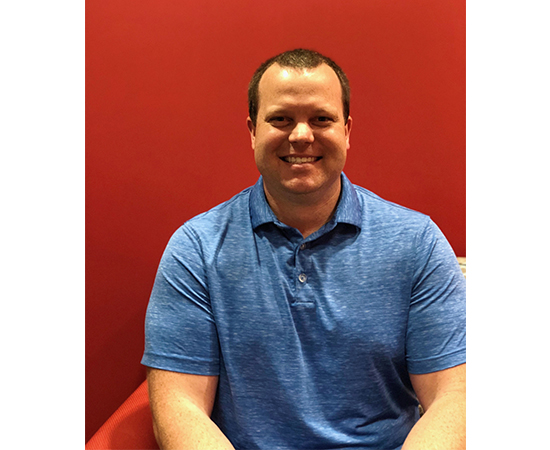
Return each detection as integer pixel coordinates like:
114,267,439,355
248,61,351,239
142,49,466,450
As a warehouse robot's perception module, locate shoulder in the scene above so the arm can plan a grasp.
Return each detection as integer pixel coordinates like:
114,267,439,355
167,186,254,254
352,183,432,232
187,186,253,228
353,186,457,266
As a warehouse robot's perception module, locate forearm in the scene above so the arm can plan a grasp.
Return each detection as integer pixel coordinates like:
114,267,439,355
402,391,465,450
152,397,235,450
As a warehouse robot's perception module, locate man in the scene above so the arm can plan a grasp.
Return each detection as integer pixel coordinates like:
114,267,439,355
142,49,466,450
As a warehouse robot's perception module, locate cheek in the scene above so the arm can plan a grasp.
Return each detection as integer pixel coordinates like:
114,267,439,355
253,146,271,170
319,132,348,154
256,131,285,152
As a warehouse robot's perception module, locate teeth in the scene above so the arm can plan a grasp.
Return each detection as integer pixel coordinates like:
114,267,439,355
284,156,318,164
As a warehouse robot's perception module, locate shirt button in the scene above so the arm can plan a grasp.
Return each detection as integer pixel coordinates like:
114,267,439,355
300,243,307,250
298,273,307,283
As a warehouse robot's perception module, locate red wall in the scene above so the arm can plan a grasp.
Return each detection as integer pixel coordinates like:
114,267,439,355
86,0,465,441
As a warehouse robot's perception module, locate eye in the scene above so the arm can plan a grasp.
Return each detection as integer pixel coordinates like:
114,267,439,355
268,116,291,127
313,116,334,126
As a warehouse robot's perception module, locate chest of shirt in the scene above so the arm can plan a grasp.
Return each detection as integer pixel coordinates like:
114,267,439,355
203,223,415,372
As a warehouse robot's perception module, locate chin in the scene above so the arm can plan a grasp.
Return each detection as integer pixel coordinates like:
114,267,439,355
281,178,330,196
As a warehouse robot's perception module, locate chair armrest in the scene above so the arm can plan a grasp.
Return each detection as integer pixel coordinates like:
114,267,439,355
86,380,158,450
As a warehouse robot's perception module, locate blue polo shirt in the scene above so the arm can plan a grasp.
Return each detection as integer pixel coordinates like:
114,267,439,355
142,174,466,450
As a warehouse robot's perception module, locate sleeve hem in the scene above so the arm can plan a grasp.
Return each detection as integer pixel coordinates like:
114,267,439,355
407,348,466,374
141,353,220,376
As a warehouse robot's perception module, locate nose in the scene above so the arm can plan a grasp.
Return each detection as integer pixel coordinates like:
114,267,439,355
289,122,314,145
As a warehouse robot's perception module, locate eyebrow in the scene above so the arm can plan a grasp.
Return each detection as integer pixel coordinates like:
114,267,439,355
264,106,339,117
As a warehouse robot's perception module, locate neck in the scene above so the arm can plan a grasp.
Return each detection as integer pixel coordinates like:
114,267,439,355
263,180,341,239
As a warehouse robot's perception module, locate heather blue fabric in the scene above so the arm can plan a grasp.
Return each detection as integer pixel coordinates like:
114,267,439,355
142,173,466,450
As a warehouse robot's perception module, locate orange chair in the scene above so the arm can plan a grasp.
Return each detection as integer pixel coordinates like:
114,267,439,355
86,380,159,450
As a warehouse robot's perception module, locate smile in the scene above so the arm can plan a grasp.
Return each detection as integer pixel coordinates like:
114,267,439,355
281,156,321,164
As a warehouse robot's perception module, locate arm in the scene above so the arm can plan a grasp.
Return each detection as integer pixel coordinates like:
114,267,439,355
147,368,235,450
403,363,466,450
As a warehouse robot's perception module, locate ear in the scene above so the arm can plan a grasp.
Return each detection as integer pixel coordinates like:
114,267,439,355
344,116,353,150
246,117,256,149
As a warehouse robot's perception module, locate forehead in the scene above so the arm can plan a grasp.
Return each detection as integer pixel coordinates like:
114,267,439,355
257,63,343,112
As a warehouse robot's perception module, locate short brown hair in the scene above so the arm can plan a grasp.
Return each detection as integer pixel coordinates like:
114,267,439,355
248,48,350,125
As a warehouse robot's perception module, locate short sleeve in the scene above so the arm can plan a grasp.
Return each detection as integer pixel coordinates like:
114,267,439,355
406,219,466,374
141,224,220,375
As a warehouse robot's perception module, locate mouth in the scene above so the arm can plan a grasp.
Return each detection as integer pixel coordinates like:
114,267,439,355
280,156,322,164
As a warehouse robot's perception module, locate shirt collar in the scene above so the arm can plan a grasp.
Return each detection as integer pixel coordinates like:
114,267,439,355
250,173,362,230
249,176,277,229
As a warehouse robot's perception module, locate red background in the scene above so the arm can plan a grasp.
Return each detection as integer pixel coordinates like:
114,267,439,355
86,0,465,441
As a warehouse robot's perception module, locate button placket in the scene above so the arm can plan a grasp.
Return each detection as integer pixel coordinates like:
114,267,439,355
292,240,314,306
296,241,309,288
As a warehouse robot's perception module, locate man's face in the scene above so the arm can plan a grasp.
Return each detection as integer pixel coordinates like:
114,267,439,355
247,63,352,203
